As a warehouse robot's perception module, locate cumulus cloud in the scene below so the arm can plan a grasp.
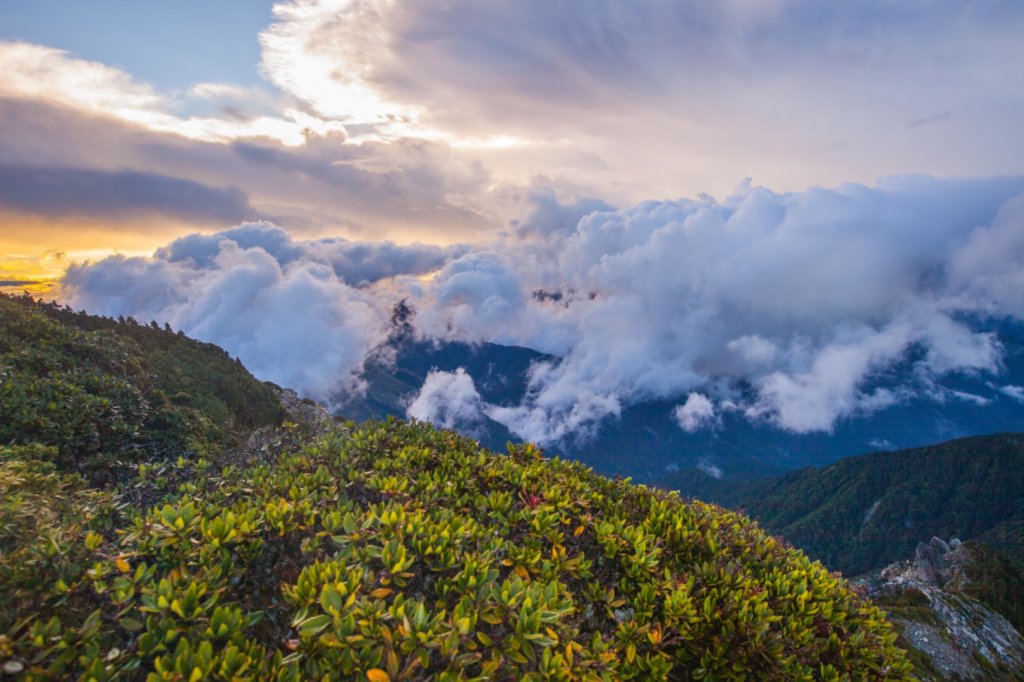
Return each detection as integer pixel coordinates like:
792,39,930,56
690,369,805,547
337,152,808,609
56,175,1024,443
414,176,1024,440
949,194,1024,318
406,368,486,432
674,394,718,433
1000,386,1024,403
696,460,724,480
157,223,463,286
58,226,412,399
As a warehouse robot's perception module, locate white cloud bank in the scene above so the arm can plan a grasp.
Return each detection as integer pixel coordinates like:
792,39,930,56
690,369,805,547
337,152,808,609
59,224,403,399
419,176,1024,441
58,175,1024,444
420,176,1024,440
697,460,724,480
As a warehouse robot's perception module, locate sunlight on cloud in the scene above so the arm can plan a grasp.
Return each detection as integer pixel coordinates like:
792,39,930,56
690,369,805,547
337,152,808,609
0,41,346,146
254,0,1024,197
260,0,413,126
258,1,532,150
0,42,166,118
57,177,1024,442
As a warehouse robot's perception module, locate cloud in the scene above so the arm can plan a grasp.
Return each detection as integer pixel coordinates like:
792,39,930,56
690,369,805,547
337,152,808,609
406,368,486,431
416,176,1024,439
0,165,256,223
157,223,463,286
0,41,167,121
0,94,498,245
949,194,1024,318
58,228,401,400
0,40,350,146
54,176,1024,441
674,393,718,433
696,460,723,480
258,0,1024,198
908,111,951,129
747,323,914,432
1000,385,1024,403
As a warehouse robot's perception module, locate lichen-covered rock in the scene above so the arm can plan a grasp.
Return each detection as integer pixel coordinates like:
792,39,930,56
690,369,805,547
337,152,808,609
856,538,1024,680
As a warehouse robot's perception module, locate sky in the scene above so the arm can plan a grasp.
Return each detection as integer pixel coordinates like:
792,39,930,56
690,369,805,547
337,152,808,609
2,0,1024,443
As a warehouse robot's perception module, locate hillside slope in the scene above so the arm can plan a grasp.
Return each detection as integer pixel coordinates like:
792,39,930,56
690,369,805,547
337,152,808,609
2,420,914,680
674,434,1024,578
0,293,285,481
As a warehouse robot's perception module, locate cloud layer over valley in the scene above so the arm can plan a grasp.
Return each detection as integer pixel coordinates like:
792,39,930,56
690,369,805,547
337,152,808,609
59,176,1024,443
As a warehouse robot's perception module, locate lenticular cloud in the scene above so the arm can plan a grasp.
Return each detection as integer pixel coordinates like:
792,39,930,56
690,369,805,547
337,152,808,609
59,175,1024,443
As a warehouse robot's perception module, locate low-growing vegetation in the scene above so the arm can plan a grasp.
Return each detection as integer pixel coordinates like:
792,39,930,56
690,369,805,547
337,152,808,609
0,293,285,482
2,419,913,680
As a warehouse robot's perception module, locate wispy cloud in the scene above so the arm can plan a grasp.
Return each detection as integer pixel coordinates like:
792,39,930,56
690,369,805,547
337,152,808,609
908,111,951,129
253,0,1024,197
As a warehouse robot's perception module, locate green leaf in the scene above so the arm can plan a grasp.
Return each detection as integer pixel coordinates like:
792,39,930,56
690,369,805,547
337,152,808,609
298,614,332,637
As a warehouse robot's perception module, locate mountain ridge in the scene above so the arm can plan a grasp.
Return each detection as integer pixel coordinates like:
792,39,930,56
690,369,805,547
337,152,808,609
670,433,1024,579
336,321,1024,484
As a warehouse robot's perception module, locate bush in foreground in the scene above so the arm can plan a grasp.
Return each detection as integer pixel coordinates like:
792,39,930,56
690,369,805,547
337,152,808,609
2,419,912,680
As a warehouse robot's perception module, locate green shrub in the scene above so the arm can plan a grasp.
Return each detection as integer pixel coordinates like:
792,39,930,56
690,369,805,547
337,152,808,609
0,294,285,484
2,420,913,680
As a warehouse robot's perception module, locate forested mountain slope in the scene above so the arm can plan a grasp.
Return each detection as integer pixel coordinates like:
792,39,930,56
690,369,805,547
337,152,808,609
674,434,1024,577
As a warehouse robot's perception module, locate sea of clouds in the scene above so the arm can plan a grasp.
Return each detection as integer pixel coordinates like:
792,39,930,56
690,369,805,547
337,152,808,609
59,175,1024,444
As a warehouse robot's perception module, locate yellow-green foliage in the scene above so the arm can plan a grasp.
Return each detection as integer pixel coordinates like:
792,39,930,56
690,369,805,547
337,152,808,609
1,419,914,680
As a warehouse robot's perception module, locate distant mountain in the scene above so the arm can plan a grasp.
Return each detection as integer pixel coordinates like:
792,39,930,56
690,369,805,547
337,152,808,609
334,338,542,451
336,320,1024,483
672,433,1024,578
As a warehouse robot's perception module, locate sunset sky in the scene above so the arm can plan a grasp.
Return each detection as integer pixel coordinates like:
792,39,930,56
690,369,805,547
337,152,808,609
3,0,1022,285
2,1,1023,440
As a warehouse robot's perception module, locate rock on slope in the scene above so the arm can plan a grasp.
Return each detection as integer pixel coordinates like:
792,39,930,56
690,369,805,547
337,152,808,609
855,537,1024,680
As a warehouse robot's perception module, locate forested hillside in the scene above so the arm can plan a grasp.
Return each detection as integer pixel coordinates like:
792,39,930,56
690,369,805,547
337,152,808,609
675,434,1024,577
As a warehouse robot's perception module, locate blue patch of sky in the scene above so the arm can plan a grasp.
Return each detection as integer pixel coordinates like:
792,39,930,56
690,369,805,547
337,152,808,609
0,0,277,92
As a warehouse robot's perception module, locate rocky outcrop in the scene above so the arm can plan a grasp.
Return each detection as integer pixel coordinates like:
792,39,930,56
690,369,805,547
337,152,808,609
855,537,1024,680
274,387,335,433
